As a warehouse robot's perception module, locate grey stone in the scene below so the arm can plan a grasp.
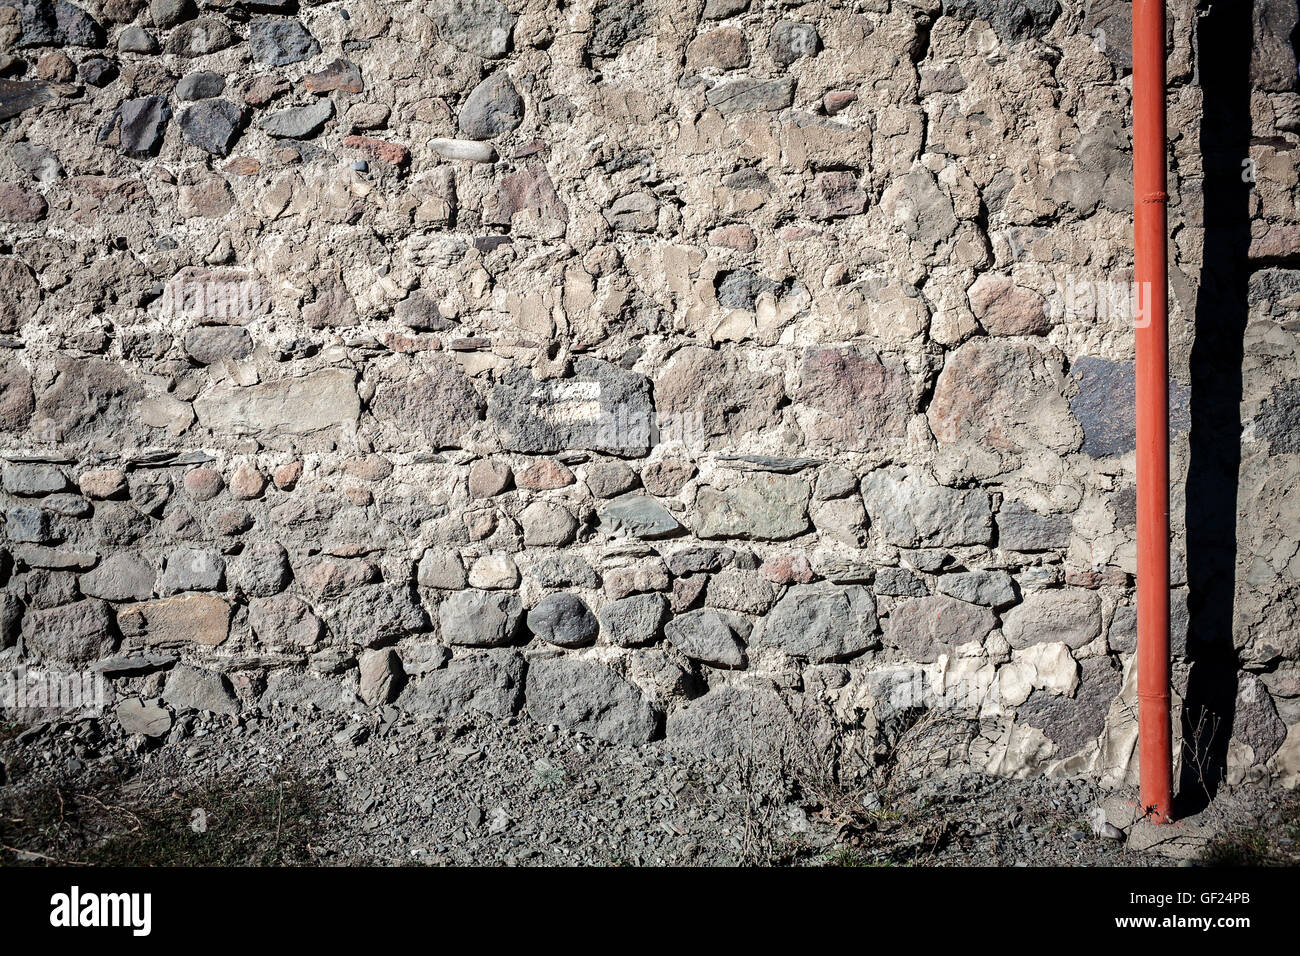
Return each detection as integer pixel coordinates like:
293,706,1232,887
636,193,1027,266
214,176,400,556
150,0,194,29
873,566,929,597
369,359,484,449
584,461,639,498
116,697,172,737
935,570,1016,608
184,325,253,365
1017,657,1121,756
599,592,668,647
695,474,810,541
398,648,523,719
14,0,104,47
1070,356,1190,458
1107,589,1189,659
997,501,1072,551
665,546,731,576
438,589,522,646
10,143,61,184
705,77,795,114
702,0,747,17
1251,0,1299,92
520,501,577,547
525,655,659,744
704,569,777,615
1234,673,1288,764
886,595,997,663
3,463,67,495
1,592,21,648
589,0,648,56
259,97,335,139
175,71,225,102
1002,589,1103,650
394,291,453,331
249,594,322,648
249,18,320,66
359,648,404,705
80,552,155,601
164,17,235,56
438,0,515,58
332,585,427,648
760,584,878,661
861,470,992,548
457,72,523,139
1254,378,1300,455
770,20,819,66
117,25,158,53
164,664,238,715
716,267,781,310
603,193,657,232
194,368,359,435
527,553,600,589
666,608,747,668
943,0,1060,43
78,58,116,86
25,599,115,663
160,547,223,594
261,668,355,713
598,493,682,539
6,506,56,543
179,99,243,157
667,685,794,760
417,549,467,589
101,95,170,157
488,359,654,456
527,593,599,647
228,542,290,598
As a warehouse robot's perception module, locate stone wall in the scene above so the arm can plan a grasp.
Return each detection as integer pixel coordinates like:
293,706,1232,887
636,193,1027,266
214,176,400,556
1,0,1299,788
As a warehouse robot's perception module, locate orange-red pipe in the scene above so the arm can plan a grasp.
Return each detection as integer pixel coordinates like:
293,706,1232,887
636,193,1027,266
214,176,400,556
1133,0,1173,823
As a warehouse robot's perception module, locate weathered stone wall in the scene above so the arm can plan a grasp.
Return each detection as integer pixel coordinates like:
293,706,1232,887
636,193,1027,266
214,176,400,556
1,0,1298,788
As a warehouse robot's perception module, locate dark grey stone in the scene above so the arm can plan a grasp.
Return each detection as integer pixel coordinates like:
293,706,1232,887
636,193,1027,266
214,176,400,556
598,493,683,539
997,501,1072,551
760,584,878,661
665,608,747,668
457,72,524,139
249,18,320,67
770,20,819,66
1016,656,1122,756
589,0,648,57
259,98,334,139
333,585,427,648
102,95,171,157
175,71,226,102
715,268,781,310
184,325,253,365
705,77,795,114
399,648,524,719
438,0,515,58
1233,673,1288,764
438,589,522,647
942,0,1060,43
180,99,243,156
488,359,654,457
872,566,929,597
164,664,239,715
1070,356,1190,458
527,593,599,648
935,569,1017,608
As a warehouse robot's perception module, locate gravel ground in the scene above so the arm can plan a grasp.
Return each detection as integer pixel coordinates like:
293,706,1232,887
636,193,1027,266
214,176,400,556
2,708,1296,867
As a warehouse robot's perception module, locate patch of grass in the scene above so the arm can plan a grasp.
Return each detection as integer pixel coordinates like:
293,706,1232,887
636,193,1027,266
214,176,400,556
820,845,874,867
0,770,328,867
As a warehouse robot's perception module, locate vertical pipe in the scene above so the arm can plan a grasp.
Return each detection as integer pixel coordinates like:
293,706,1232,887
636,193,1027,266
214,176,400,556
1132,0,1173,823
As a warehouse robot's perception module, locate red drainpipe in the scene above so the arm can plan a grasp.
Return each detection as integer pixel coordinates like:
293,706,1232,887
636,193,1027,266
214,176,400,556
1132,0,1173,823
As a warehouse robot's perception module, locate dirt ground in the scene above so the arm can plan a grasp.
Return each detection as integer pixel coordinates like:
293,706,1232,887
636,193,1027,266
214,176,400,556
2,708,1297,868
